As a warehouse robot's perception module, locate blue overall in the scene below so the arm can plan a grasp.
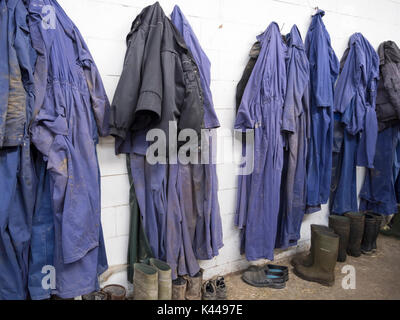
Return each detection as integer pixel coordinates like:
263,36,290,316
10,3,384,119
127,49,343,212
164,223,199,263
304,10,339,213
28,151,55,300
130,151,167,262
330,33,380,215
171,5,223,260
0,0,37,300
359,125,400,215
235,22,287,261
27,0,109,298
276,25,310,249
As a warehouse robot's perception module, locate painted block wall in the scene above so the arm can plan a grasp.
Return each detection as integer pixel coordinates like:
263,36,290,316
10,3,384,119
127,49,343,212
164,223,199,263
56,0,400,292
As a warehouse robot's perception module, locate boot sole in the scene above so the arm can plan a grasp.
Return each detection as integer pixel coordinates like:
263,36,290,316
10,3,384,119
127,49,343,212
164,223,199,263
361,249,373,255
293,268,334,287
241,275,286,289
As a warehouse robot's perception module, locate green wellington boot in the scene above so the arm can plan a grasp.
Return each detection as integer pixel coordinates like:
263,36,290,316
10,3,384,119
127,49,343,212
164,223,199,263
291,224,335,267
133,263,158,300
329,215,351,262
345,212,365,257
294,229,339,286
150,258,172,300
381,212,400,239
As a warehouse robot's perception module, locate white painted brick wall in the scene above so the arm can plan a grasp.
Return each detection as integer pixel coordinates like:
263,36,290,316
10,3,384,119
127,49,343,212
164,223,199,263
56,0,400,289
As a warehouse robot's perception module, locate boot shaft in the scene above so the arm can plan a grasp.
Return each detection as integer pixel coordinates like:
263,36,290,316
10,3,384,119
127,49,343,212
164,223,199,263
185,270,203,300
344,212,365,257
329,215,350,262
361,214,376,254
172,277,187,300
133,263,158,300
150,258,172,300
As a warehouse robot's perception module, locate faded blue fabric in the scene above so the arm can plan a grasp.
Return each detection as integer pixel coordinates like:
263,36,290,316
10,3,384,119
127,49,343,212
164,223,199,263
171,5,220,129
129,153,167,261
0,141,36,300
28,151,54,300
304,10,339,213
0,0,37,300
0,0,8,145
27,0,109,298
170,6,223,264
276,25,310,249
0,0,27,148
166,163,201,279
359,125,400,215
330,33,380,215
235,22,287,261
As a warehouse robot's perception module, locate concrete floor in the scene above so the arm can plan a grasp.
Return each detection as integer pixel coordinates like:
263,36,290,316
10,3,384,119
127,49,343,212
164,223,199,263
225,235,400,300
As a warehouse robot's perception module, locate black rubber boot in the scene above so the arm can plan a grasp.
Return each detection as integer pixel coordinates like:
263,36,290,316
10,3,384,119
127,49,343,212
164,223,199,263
293,229,339,287
291,224,335,268
329,215,350,262
344,212,365,257
372,214,383,251
361,214,376,255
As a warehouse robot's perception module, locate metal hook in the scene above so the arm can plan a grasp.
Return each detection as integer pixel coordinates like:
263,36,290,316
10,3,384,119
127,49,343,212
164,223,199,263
280,22,285,32
311,6,319,17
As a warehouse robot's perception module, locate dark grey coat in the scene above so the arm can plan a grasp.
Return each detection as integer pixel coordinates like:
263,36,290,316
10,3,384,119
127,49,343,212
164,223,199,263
376,41,400,131
110,2,204,154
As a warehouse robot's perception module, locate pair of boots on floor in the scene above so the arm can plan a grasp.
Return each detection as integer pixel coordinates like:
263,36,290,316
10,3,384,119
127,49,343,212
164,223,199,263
133,259,204,300
292,212,383,286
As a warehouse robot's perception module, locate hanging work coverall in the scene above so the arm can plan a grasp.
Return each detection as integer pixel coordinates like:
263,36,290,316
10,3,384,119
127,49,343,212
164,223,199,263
275,25,310,249
359,41,400,215
110,3,205,280
168,5,223,279
330,33,380,215
0,0,37,300
235,22,287,261
304,9,339,213
27,0,110,298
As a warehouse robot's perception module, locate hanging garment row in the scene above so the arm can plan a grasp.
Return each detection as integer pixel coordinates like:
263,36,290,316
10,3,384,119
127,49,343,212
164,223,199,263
2,1,400,300
234,9,400,262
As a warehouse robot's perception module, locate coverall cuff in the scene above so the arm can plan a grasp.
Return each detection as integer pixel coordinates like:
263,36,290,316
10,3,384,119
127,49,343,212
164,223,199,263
136,91,162,118
109,126,127,140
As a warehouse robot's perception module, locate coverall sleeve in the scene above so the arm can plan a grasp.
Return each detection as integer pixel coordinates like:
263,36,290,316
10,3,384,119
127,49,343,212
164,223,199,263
312,24,334,108
282,53,299,134
75,28,110,137
178,56,204,134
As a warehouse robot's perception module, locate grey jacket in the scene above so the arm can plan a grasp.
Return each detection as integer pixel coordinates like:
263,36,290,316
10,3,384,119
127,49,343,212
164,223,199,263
376,41,400,131
110,2,204,154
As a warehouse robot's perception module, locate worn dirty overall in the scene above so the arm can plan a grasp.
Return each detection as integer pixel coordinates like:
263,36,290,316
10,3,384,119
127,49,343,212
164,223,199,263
0,0,37,300
110,3,208,281
170,5,223,267
330,33,380,215
275,25,310,249
27,0,110,298
304,10,339,214
235,22,287,261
